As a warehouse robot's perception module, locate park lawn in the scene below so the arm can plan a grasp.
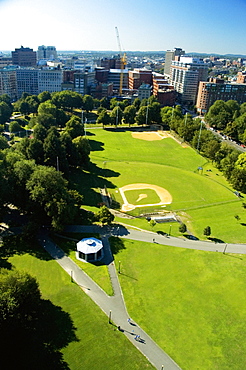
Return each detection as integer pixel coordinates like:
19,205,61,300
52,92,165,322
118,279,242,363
51,235,113,296
89,129,205,171
8,252,154,370
186,202,246,243
114,239,246,370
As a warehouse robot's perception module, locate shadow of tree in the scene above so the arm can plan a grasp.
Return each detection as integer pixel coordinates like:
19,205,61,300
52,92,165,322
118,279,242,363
89,139,104,152
109,236,126,255
208,237,225,243
89,162,120,179
0,298,78,369
0,234,52,269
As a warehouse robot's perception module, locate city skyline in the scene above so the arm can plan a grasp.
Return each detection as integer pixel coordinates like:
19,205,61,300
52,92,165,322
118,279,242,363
1,0,246,55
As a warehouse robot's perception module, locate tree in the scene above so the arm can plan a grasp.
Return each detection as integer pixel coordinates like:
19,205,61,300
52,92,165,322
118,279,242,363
133,97,141,111
72,136,91,167
205,100,231,130
0,269,41,328
96,206,114,225
135,106,151,126
0,136,8,150
0,101,12,124
26,165,75,229
179,223,187,233
203,226,211,237
83,95,94,113
9,120,23,133
27,139,44,164
33,123,48,141
36,113,56,129
96,109,111,128
123,105,136,126
149,219,156,230
0,94,11,105
52,91,82,111
38,100,57,117
64,115,84,139
149,102,161,124
110,106,123,127
38,91,51,103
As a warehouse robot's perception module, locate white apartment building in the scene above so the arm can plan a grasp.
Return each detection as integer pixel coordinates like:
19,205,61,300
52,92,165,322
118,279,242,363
170,57,208,104
38,69,63,94
164,48,185,77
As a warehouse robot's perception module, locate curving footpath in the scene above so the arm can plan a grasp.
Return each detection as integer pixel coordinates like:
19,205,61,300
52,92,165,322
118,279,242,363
39,225,246,370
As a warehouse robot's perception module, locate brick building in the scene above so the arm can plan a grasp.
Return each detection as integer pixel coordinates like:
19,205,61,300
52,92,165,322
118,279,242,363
12,46,37,67
196,78,246,114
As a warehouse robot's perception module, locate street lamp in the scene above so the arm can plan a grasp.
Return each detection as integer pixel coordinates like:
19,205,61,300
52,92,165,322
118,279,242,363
169,225,172,236
118,261,121,274
109,310,112,324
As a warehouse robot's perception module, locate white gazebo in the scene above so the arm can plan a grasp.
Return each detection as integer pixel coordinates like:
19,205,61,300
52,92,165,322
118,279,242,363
76,237,104,263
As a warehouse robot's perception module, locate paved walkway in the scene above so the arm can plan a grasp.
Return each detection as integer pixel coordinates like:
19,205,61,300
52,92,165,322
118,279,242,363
39,224,246,370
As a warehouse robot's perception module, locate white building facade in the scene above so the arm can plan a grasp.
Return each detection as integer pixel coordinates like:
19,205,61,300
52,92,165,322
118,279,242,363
170,57,208,105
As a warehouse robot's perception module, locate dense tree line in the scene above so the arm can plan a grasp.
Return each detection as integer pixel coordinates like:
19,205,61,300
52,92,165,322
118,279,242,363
0,92,94,231
205,100,246,145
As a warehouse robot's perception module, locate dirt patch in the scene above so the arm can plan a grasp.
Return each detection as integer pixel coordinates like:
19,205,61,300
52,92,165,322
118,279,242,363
131,131,169,141
119,183,172,212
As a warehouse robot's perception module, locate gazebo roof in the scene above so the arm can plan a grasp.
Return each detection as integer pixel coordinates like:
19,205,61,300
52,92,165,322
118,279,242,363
76,237,103,254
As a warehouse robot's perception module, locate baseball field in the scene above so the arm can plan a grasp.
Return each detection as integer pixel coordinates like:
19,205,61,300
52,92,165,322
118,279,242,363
79,128,245,243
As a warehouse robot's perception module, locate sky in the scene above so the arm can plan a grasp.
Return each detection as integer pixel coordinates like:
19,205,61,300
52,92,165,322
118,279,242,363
1,0,246,55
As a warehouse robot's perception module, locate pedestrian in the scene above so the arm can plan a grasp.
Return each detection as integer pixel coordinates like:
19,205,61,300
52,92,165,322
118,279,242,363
128,318,131,323
153,238,155,243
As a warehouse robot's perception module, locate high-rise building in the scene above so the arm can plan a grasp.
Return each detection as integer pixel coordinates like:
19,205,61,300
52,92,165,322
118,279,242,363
38,69,63,94
164,48,185,77
0,67,17,100
170,56,208,105
12,46,37,67
37,45,57,60
16,68,39,98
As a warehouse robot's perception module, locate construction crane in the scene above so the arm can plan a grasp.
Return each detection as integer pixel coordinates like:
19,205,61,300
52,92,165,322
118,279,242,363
115,26,127,96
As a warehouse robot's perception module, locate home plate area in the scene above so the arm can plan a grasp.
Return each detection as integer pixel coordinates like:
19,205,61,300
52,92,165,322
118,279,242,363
119,183,172,212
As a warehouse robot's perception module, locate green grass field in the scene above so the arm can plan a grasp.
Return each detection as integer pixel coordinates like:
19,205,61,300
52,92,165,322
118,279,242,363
124,188,161,206
114,238,246,370
51,235,113,295
8,251,154,370
74,128,245,243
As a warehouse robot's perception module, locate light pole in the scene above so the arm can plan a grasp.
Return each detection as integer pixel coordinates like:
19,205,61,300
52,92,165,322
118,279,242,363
145,99,149,126
169,224,172,236
109,310,112,324
118,261,121,274
197,119,203,152
223,244,227,254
